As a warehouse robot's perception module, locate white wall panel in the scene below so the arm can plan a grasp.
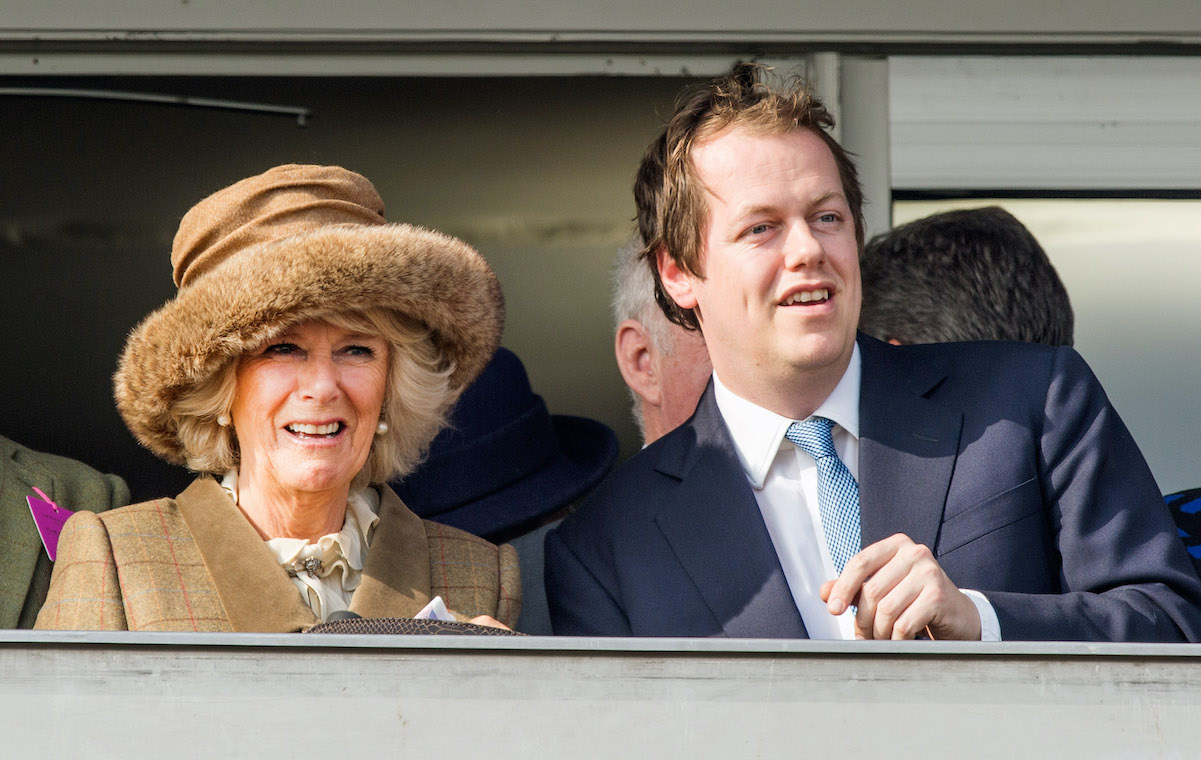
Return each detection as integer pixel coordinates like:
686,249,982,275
890,56,1201,190
6,633,1201,758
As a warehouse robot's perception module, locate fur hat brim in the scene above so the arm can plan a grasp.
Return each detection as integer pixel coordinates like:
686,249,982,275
115,223,503,465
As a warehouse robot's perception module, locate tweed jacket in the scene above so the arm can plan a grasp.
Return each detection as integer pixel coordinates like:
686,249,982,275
35,477,520,631
0,435,129,629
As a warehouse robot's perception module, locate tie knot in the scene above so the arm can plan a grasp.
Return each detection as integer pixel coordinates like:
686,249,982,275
785,417,837,459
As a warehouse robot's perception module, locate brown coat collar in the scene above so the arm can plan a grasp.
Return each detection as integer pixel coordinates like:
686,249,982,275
175,477,435,632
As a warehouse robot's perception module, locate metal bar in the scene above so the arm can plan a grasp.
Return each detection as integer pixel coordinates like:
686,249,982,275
3,30,1201,45
0,86,311,125
0,51,749,77
6,629,1201,658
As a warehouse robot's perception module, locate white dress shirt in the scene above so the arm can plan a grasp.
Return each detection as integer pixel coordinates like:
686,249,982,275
712,345,1000,640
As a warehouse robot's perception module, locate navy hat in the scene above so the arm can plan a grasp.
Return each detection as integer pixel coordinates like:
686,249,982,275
390,347,619,541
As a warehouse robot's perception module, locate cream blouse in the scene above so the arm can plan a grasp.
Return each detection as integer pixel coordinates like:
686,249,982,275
221,471,381,622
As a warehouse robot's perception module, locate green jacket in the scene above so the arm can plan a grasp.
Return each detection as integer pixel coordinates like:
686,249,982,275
0,435,129,628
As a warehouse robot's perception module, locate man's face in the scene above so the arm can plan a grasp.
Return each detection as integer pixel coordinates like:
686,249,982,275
659,127,861,406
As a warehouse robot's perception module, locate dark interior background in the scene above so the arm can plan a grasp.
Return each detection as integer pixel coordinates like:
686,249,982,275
1,75,695,500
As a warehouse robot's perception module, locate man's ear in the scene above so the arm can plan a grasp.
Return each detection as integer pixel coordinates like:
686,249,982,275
657,246,699,310
614,319,662,407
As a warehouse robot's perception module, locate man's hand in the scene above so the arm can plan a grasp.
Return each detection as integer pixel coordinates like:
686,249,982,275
818,533,982,640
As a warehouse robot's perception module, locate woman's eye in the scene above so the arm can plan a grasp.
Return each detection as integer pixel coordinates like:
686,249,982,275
263,342,298,355
344,344,375,357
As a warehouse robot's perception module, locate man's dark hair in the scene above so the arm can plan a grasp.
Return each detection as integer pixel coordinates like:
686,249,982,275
634,62,864,332
859,206,1074,347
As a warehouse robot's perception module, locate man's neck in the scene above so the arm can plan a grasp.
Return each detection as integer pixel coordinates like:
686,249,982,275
713,352,854,421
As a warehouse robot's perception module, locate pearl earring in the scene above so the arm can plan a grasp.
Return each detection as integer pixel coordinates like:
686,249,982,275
217,414,231,427
376,420,389,435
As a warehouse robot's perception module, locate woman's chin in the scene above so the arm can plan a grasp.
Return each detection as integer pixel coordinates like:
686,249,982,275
262,464,360,500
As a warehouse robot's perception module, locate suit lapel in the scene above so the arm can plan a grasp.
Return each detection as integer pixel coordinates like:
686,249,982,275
857,336,963,551
175,477,317,632
653,388,808,639
348,487,432,619
0,441,47,628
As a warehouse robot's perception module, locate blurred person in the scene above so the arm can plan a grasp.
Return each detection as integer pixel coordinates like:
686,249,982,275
0,434,129,628
859,206,1074,347
546,65,1201,642
612,235,712,445
36,164,519,631
391,347,618,634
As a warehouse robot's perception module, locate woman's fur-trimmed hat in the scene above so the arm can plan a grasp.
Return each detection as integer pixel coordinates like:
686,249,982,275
115,164,504,465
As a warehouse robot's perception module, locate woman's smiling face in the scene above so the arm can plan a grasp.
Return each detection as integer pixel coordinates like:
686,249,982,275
230,318,389,499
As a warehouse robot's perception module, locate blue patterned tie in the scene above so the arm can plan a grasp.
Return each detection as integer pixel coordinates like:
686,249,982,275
784,417,861,574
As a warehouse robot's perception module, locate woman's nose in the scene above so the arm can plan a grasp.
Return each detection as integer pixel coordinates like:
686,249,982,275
298,355,340,401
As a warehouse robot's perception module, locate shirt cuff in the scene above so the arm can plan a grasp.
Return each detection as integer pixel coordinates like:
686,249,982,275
961,589,1002,641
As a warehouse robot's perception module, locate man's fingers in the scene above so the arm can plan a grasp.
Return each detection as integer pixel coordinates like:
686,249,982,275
888,583,949,640
819,579,836,603
850,551,910,635
826,533,910,615
826,534,981,641
857,559,925,639
881,570,949,640
824,535,980,641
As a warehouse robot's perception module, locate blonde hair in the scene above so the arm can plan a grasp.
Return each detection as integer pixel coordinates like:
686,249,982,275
172,308,455,485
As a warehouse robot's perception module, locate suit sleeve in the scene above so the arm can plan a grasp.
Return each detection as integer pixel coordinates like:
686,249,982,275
544,525,633,636
34,511,128,631
986,346,1201,641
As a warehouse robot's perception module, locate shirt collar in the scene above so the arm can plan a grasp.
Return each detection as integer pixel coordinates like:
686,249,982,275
713,342,861,489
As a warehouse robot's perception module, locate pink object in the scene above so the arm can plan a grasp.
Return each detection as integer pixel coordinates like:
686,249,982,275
27,495,74,562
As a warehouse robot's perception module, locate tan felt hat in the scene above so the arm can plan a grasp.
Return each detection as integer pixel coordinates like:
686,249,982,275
115,164,503,465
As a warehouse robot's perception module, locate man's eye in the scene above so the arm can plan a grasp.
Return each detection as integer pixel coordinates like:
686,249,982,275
816,213,839,224
748,223,770,235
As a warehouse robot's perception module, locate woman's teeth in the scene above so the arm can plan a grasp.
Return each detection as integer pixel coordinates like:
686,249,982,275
287,422,341,436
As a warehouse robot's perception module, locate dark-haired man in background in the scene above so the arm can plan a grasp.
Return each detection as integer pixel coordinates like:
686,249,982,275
859,206,1074,347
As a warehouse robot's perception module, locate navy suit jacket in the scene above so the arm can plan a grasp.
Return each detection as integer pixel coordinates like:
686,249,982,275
546,335,1201,641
